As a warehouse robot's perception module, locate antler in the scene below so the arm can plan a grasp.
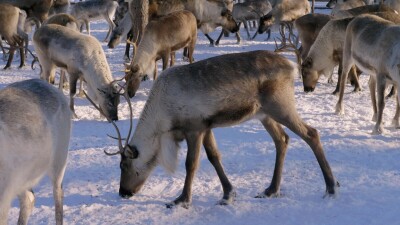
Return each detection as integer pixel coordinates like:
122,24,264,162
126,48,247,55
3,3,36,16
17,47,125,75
83,88,134,156
274,21,302,68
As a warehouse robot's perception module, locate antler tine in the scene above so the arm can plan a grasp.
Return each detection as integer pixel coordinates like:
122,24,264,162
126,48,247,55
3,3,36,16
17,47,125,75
122,87,134,148
82,91,125,156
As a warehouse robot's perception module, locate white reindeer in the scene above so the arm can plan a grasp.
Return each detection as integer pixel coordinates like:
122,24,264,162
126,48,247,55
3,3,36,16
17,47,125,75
33,24,121,120
125,10,198,98
106,50,338,208
335,14,400,134
68,0,119,41
0,79,72,225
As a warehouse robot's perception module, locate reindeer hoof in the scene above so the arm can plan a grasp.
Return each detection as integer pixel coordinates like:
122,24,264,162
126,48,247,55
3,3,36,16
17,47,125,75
166,200,190,209
218,189,236,205
372,126,384,135
255,187,280,198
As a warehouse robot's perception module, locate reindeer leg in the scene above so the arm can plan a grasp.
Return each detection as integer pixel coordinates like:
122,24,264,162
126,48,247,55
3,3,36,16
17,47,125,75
204,34,215,47
335,46,355,115
4,44,16,70
350,66,361,92
332,62,342,95
104,13,116,42
203,130,236,205
393,95,400,128
17,190,35,225
372,73,387,134
262,86,338,196
369,75,378,122
244,21,251,39
170,52,175,67
256,116,289,198
166,131,204,209
386,85,396,99
69,73,80,118
215,30,225,46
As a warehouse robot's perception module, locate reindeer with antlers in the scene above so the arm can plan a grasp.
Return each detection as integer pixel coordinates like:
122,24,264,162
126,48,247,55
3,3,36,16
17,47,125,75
91,50,338,209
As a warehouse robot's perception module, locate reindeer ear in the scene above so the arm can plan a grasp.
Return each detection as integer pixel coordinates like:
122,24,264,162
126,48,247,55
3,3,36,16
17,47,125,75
124,145,139,159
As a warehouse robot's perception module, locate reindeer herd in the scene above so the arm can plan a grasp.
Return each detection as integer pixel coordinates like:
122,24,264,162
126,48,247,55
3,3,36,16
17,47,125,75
0,0,399,224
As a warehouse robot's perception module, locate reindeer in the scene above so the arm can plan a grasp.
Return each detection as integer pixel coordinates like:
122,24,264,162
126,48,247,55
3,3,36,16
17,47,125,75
33,24,121,120
125,10,197,98
215,0,272,45
335,14,400,134
42,13,83,92
301,17,362,95
330,0,366,16
0,0,53,22
49,0,70,15
0,79,72,225
294,13,332,64
108,11,133,61
0,3,29,69
68,0,119,42
134,0,239,46
257,0,310,36
101,50,339,208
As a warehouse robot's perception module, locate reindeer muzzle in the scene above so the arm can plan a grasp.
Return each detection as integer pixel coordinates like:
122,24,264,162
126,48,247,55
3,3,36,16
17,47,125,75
119,187,135,198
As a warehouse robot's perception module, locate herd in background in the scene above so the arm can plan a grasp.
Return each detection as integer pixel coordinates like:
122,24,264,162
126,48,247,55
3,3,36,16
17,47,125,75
0,0,400,224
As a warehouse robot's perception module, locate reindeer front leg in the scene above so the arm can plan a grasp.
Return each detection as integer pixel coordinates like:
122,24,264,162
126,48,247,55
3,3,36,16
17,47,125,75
372,73,387,134
203,130,236,205
166,131,204,209
69,73,80,118
256,117,289,198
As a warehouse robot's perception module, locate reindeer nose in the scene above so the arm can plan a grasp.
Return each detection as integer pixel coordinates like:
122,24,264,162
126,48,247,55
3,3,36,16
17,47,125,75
304,86,315,93
119,187,134,198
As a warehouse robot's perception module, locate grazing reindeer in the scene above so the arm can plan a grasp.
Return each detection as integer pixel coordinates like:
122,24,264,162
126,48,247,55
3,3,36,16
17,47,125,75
68,0,119,41
257,0,310,35
108,11,133,61
108,50,338,208
301,16,362,94
294,13,332,64
0,3,32,70
139,0,239,46
215,0,272,44
336,14,400,134
125,10,197,98
33,24,121,120
0,79,72,225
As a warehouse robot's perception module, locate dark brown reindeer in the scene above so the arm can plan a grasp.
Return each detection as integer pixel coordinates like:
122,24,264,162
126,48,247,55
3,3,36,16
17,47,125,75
98,50,338,209
0,0,53,22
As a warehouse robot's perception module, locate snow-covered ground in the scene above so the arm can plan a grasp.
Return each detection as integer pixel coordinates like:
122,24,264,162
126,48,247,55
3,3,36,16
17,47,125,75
2,3,400,225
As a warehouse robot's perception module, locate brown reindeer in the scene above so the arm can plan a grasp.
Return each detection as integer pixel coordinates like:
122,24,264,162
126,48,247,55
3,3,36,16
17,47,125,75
125,10,198,98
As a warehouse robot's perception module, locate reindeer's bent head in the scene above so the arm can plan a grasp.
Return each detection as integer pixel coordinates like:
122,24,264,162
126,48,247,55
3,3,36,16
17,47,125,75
326,0,338,8
220,9,240,33
258,14,274,34
125,64,143,98
97,85,120,121
107,28,122,49
301,57,319,92
118,144,157,198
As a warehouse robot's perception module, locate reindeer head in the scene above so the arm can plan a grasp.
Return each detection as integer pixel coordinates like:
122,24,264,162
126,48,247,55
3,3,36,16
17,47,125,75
107,27,123,49
125,64,142,98
97,85,120,121
258,14,274,34
85,90,155,198
301,57,319,92
220,8,239,33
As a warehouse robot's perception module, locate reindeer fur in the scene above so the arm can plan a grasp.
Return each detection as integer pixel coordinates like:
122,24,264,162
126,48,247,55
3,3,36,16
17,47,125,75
0,79,71,225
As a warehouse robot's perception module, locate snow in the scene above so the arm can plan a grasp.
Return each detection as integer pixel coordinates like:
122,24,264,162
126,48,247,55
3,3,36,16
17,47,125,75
2,3,400,225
